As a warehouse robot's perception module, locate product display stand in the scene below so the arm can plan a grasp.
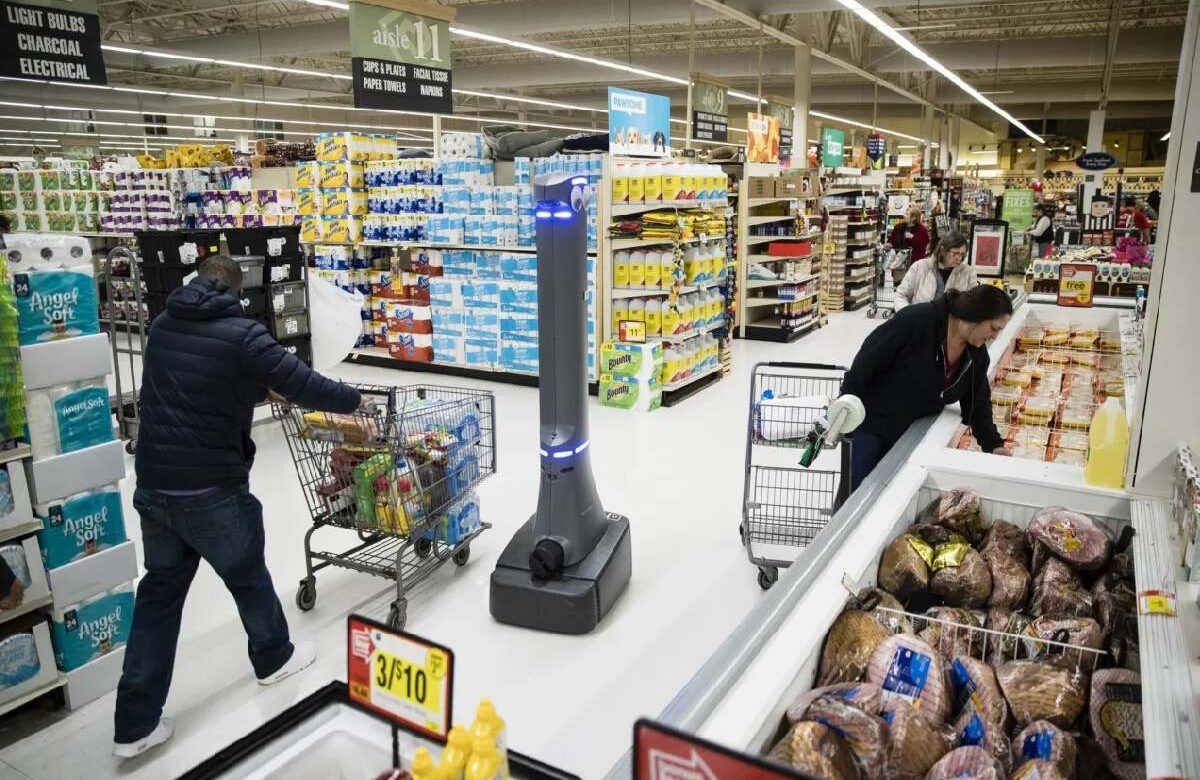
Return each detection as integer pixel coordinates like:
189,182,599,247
821,183,882,313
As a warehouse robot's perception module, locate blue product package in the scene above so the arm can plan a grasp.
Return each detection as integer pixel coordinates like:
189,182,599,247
500,314,538,340
12,269,101,345
881,646,932,706
38,489,127,569
1022,729,1056,762
949,658,980,714
0,633,40,690
53,385,113,454
50,589,134,671
463,338,498,366
0,469,12,519
957,711,987,746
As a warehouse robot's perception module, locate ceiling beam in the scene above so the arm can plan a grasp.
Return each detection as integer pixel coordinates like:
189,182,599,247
1100,0,1127,109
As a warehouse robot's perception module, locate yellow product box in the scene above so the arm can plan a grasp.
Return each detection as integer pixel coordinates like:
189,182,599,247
296,188,322,216
320,160,366,189
320,188,367,216
300,216,324,243
320,215,362,244
294,162,321,188
370,135,399,161
316,132,373,162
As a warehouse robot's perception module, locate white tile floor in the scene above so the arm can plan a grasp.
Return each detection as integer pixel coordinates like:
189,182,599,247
0,310,882,780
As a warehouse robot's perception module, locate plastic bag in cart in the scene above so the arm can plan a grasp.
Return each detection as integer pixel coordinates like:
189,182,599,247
307,273,364,372
755,393,832,442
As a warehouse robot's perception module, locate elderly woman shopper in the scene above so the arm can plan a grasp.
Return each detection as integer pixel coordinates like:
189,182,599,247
895,232,980,310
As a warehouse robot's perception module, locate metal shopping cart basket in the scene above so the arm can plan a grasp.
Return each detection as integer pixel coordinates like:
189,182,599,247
277,382,495,629
741,362,852,590
867,247,910,320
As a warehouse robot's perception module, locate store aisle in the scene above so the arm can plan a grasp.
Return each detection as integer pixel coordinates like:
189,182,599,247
0,311,881,780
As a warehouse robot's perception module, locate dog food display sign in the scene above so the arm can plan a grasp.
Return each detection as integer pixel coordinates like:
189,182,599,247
609,86,672,159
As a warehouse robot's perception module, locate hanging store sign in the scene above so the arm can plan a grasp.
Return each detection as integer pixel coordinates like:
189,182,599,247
690,74,728,144
746,112,780,164
1058,263,1096,308
764,99,794,159
0,0,106,85
1004,188,1035,233
867,133,887,170
820,127,845,168
349,0,455,114
1075,151,1118,171
634,719,806,780
609,87,671,158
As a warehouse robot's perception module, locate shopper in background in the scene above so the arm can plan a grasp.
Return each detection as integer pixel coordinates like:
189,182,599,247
928,201,946,246
1028,203,1054,258
1137,196,1158,221
842,284,1013,489
1147,188,1162,216
887,206,930,266
113,255,362,759
894,232,979,311
1118,195,1152,244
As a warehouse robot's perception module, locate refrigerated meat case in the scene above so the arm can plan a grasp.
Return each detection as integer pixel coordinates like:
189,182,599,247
605,296,1200,780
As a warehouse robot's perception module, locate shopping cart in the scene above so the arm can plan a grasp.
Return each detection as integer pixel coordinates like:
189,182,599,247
98,245,149,453
867,247,910,320
740,362,853,589
277,382,495,629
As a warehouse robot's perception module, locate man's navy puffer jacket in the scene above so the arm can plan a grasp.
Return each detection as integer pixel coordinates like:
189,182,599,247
134,276,360,491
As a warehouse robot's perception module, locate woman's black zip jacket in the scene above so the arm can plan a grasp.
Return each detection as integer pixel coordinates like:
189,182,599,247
841,296,1005,452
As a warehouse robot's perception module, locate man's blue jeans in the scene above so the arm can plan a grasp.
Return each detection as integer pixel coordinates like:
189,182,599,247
114,485,293,744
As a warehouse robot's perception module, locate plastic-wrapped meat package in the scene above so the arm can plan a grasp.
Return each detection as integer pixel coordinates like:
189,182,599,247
767,725,796,765
983,551,1030,609
1028,616,1104,650
924,746,1004,780
928,545,992,608
986,609,1030,663
916,488,988,544
979,519,1031,566
1030,558,1094,620
801,696,888,780
818,609,891,686
910,523,968,547
1090,668,1146,780
787,682,883,723
866,634,950,725
1011,720,1077,778
1010,759,1070,779
1092,572,1137,634
787,721,863,780
946,656,1008,727
919,608,985,661
879,701,949,780
952,707,1011,775
878,535,931,603
855,587,912,634
1027,507,1113,571
996,658,1088,729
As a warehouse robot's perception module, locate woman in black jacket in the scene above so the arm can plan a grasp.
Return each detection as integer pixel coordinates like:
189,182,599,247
843,285,1014,489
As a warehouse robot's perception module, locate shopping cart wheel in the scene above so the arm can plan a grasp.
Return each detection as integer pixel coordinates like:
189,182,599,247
295,578,316,611
738,523,746,545
415,538,433,558
453,546,471,566
387,600,407,630
867,305,878,319
882,309,893,320
757,567,779,590
124,440,136,455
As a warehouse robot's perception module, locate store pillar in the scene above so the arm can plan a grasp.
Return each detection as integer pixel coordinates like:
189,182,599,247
793,42,812,165
1081,108,1107,217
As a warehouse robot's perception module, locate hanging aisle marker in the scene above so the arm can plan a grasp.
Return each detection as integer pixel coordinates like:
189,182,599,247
350,0,455,114
764,98,794,162
691,74,728,144
0,0,107,86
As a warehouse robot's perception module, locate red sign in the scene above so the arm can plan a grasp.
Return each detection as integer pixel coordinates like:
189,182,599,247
634,719,808,780
346,615,454,741
1058,263,1096,308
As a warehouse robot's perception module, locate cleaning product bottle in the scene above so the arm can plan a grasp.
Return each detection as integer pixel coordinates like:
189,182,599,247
611,298,629,332
660,346,674,384
628,250,646,288
644,163,663,204
661,250,678,288
681,165,695,200
611,162,629,204
644,297,662,337
1085,397,1129,488
613,251,630,288
440,727,471,780
626,163,645,204
412,747,443,780
661,300,680,336
469,700,509,778
644,250,662,289
627,297,645,324
465,735,505,780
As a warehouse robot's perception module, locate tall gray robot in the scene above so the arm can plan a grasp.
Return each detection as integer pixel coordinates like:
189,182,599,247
490,172,632,634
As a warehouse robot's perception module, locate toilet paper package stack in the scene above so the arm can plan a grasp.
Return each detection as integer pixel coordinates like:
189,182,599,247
0,631,41,692
36,485,127,570
49,585,134,671
3,233,99,346
25,377,114,460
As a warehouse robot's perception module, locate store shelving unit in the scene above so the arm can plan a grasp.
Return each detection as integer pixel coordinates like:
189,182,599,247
821,184,882,313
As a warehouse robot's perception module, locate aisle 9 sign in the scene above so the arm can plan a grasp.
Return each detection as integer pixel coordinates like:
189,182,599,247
347,615,454,740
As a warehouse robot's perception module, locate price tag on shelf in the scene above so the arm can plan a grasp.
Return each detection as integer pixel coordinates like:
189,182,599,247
267,237,286,257
619,319,647,344
1137,589,1177,617
346,615,454,740
1057,263,1095,308
178,242,200,266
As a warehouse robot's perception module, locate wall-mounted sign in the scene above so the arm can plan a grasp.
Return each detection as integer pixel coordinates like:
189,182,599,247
1004,188,1035,234
764,99,794,159
746,112,780,164
969,219,1009,278
690,74,728,143
609,87,671,158
0,0,107,85
1075,151,1118,171
350,0,455,114
820,127,845,168
1058,263,1096,308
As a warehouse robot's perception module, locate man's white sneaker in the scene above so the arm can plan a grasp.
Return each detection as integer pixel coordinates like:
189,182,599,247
257,640,316,686
113,717,174,759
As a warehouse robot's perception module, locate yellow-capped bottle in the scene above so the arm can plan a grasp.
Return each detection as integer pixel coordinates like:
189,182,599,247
1085,397,1129,488
412,747,443,780
439,726,471,780
470,700,509,778
465,735,506,780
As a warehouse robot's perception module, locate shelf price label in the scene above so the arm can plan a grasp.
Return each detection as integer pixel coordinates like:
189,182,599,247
347,615,454,740
1057,263,1095,308
619,319,647,344
1138,589,1177,617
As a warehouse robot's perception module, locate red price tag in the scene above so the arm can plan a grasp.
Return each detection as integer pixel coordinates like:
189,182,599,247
1058,263,1096,308
635,719,808,780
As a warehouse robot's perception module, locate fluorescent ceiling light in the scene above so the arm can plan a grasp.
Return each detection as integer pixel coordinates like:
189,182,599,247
810,109,937,146
977,90,1015,95
894,23,955,31
452,89,601,113
296,0,348,8
834,0,1044,143
0,127,237,143
1161,132,1170,141
101,44,352,81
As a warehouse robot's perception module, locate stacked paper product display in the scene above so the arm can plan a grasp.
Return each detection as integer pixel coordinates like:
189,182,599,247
298,133,402,245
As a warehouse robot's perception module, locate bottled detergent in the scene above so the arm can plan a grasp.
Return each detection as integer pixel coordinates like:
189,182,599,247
660,251,678,288
439,726,471,780
644,298,662,337
468,700,509,779
662,166,683,201
643,250,662,289
1085,397,1129,488
680,166,695,201
681,247,699,285
626,163,645,204
644,163,663,204
627,298,645,324
691,293,705,330
611,162,629,204
628,250,646,288
708,289,724,325
661,300,680,336
611,298,629,332
465,736,506,780
412,748,443,780
613,251,630,288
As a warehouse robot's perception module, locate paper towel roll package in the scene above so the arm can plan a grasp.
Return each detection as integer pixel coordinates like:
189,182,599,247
26,377,114,460
50,586,134,671
36,485,126,570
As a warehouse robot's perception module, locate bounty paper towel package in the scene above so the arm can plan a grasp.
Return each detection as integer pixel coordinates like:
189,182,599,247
36,486,126,570
599,374,662,412
600,341,664,380
50,586,134,671
0,632,41,692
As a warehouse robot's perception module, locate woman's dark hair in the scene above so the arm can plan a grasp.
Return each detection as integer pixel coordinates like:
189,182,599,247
945,284,1013,323
933,231,968,264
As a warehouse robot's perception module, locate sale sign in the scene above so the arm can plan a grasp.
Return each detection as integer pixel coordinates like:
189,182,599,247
634,719,807,780
1058,263,1096,308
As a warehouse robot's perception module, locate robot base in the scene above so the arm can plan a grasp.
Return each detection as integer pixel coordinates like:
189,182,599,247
490,513,631,635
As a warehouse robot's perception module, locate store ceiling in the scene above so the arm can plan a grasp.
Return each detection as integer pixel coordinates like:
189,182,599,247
3,0,1188,146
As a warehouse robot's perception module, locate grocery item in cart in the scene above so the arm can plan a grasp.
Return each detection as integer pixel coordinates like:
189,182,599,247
879,700,948,780
1029,558,1093,620
1028,616,1103,651
1011,720,1077,778
866,634,950,724
878,535,931,603
786,682,883,724
979,520,1030,566
983,552,1030,609
301,411,382,444
754,393,831,442
1090,668,1145,780
995,658,1087,729
818,608,890,686
928,544,992,608
1027,507,1112,571
801,696,888,780
787,721,862,780
924,746,1003,780
916,489,987,544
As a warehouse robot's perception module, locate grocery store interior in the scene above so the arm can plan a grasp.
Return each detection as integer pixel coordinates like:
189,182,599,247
0,1,1198,779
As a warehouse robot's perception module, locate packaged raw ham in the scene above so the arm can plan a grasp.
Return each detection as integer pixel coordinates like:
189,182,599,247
879,535,932,602
923,746,1003,780
983,552,1030,609
986,608,1031,663
946,656,1007,727
880,701,949,780
1028,616,1104,651
919,608,984,661
1027,507,1113,571
1009,759,1070,779
819,609,891,686
979,519,1030,566
766,729,794,765
1090,668,1146,780
1011,720,1077,778
866,634,950,725
910,524,968,547
996,658,1088,729
952,706,1011,775
788,721,863,780
916,488,988,545
1030,558,1093,620
928,544,992,608
856,587,913,634
802,696,889,780
1092,571,1137,634
787,682,883,723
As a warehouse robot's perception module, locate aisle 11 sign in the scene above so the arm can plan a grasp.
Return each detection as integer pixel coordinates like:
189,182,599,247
346,615,454,740
0,0,107,85
350,0,455,114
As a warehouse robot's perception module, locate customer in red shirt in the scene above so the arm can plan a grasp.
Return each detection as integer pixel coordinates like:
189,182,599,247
888,206,930,266
1118,196,1151,244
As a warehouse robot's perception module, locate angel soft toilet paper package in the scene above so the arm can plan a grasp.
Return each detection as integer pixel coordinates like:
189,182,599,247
50,586,134,671
26,378,113,460
36,485,126,570
1,233,98,346
0,632,41,691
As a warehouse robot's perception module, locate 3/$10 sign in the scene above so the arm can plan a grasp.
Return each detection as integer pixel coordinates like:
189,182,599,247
350,0,455,114
0,0,107,85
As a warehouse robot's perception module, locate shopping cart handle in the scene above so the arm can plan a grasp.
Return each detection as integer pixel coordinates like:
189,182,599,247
762,361,848,371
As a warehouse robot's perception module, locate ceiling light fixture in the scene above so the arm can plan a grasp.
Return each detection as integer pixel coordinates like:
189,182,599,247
295,0,349,9
101,44,350,81
1161,132,1170,141
809,109,937,146
833,0,1044,143
0,127,237,143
